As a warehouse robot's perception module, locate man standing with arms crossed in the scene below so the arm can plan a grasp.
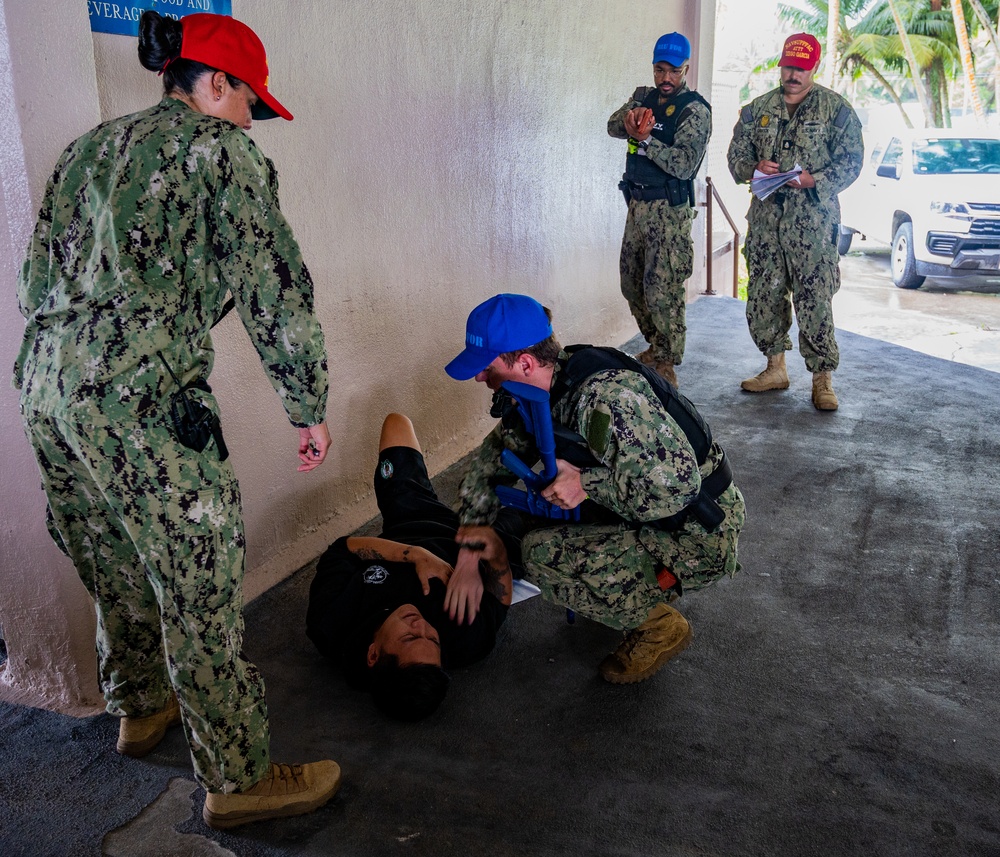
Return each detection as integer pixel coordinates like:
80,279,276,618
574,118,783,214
727,33,863,411
608,32,712,389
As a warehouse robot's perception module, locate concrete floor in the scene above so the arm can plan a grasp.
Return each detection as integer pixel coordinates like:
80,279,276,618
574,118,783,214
2,296,999,857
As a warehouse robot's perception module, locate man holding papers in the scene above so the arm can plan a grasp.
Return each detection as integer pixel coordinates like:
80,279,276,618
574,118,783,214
751,164,802,201
727,33,863,411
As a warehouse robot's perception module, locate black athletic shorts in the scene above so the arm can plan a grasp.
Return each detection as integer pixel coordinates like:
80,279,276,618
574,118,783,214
374,446,459,548
374,446,525,574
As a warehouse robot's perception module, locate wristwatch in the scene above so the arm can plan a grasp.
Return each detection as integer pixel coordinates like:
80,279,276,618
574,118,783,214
638,138,651,151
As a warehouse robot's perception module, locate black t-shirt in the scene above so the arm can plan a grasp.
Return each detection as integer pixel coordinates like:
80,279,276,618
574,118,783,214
306,536,508,688
305,444,523,689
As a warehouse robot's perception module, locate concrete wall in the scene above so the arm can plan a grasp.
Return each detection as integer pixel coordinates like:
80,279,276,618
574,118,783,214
0,0,105,714
0,0,714,714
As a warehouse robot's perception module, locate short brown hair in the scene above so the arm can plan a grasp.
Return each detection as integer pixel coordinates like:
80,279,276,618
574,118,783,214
497,305,561,367
497,335,562,368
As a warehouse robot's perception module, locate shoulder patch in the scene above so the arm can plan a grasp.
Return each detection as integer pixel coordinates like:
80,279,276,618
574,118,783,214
740,105,754,125
834,104,850,129
587,408,612,458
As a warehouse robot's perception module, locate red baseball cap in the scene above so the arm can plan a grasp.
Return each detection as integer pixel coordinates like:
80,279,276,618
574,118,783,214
180,14,292,121
780,33,821,72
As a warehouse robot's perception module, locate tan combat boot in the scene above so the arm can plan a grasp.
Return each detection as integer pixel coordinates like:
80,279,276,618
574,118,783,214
740,353,789,392
812,371,838,410
599,603,693,684
203,761,343,830
653,360,679,388
117,694,183,758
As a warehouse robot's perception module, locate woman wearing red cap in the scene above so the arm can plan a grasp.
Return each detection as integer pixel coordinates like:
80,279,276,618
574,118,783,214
14,10,338,828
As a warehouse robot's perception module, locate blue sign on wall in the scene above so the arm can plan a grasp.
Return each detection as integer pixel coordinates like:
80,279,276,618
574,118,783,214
88,1,233,38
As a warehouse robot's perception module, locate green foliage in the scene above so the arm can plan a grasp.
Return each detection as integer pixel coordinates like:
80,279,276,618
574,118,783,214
772,0,1000,125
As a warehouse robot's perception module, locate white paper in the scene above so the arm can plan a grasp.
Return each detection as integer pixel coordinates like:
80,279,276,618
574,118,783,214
751,163,803,200
511,579,541,604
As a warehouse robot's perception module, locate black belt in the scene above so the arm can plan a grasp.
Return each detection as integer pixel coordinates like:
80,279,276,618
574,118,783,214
702,452,734,500
624,180,693,207
628,185,671,202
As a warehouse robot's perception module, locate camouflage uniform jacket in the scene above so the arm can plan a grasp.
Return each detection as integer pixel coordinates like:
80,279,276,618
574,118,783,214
14,97,328,428
457,355,733,564
607,83,712,183
726,84,864,232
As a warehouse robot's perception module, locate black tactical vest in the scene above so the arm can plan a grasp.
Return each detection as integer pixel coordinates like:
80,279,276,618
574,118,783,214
548,345,712,467
623,88,711,189
498,346,733,532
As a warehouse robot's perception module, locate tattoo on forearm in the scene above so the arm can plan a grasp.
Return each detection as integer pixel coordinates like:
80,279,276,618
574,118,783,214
353,544,414,564
480,562,509,601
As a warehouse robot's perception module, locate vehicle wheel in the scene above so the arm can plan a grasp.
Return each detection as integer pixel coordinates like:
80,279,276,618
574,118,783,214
891,222,925,289
836,225,853,255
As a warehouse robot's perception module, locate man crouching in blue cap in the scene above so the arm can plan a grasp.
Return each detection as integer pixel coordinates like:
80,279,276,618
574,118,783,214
442,294,745,684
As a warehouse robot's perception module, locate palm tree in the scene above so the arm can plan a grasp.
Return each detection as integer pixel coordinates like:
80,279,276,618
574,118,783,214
775,0,996,125
886,0,937,122
967,0,1000,112
826,0,841,88
776,0,871,80
840,0,962,127
950,0,986,119
968,0,1000,54
840,35,918,125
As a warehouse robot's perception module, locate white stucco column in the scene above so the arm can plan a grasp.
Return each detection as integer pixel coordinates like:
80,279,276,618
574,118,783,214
0,0,105,714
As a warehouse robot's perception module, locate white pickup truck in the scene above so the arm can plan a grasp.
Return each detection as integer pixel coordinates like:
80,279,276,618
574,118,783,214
838,128,1000,288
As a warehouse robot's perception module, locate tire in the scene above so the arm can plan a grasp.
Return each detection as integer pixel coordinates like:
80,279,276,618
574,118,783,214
891,222,925,289
836,225,853,256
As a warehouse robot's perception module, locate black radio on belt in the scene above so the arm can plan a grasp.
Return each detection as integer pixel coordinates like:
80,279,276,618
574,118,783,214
169,380,229,460
157,352,229,461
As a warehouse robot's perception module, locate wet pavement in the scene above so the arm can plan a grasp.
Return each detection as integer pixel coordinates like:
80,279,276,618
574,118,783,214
835,248,1000,374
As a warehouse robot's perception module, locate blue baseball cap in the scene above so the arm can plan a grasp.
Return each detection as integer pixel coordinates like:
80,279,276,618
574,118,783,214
652,32,691,67
445,294,553,380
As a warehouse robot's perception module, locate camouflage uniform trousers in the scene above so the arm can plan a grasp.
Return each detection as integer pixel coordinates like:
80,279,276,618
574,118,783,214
521,485,745,631
743,200,841,372
619,198,695,365
22,409,269,793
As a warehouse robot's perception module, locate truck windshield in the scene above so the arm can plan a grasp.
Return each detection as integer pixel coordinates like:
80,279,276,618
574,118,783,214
911,138,1000,175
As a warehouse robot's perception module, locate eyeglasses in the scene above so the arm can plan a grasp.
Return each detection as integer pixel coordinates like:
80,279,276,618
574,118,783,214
653,65,688,79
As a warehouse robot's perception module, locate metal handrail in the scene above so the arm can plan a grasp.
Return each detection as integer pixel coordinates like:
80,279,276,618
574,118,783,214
701,176,742,297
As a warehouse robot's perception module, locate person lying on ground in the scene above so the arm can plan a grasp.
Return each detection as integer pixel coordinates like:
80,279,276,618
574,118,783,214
306,413,524,720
